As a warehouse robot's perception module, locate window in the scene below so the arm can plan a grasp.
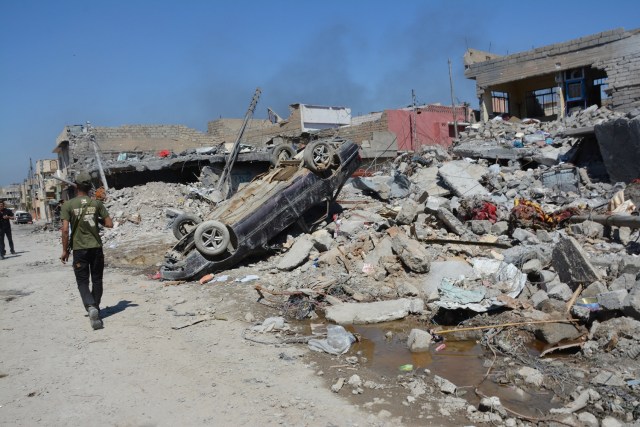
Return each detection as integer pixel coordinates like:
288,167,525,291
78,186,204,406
491,91,509,114
593,77,610,100
525,87,559,117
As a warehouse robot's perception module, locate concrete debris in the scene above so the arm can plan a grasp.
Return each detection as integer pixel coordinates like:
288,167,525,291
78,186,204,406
407,329,432,352
277,236,314,271
88,102,640,425
324,298,424,325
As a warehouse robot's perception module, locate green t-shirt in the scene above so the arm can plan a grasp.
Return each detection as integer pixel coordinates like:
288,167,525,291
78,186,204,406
61,196,110,250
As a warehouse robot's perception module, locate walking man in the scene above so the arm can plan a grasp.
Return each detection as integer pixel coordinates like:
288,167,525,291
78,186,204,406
0,201,16,259
60,172,113,330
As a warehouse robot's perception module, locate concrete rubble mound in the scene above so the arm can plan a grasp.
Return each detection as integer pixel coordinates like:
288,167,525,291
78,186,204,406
89,106,640,426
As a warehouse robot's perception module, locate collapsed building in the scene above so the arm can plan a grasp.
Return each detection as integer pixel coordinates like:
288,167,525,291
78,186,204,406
51,102,470,197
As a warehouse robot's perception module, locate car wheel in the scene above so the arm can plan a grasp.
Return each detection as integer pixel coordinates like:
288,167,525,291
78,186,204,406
172,213,202,240
194,220,230,256
303,141,335,173
270,144,296,167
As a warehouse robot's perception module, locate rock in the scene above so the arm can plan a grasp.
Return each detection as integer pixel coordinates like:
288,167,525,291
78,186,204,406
491,221,509,235
436,208,467,236
363,237,393,268
347,374,362,387
331,377,345,393
512,228,539,244
610,273,637,291
396,199,419,225
479,396,506,416
407,329,432,352
424,195,449,213
570,220,605,239
582,281,607,297
317,247,343,267
551,236,601,289
591,371,626,386
536,229,554,243
433,375,456,394
534,322,583,345
530,290,549,308
517,367,543,387
467,220,493,235
277,237,314,271
614,227,631,244
577,412,598,427
325,298,424,325
623,281,640,320
595,115,640,183
600,416,624,427
547,282,573,302
337,220,366,239
571,304,592,321
311,229,333,252
619,256,640,275
597,290,628,310
522,259,542,274
391,232,431,273
397,282,420,297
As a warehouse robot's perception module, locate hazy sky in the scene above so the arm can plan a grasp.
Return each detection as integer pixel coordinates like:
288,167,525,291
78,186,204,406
1,0,638,185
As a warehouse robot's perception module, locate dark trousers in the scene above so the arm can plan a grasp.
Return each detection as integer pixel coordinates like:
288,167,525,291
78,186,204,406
72,248,105,311
0,226,14,255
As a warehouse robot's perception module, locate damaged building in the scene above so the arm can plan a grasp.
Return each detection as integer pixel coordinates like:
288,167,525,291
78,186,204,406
465,27,640,121
52,101,471,196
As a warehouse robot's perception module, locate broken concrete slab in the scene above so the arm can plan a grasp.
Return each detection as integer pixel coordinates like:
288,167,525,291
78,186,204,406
609,273,638,291
595,115,640,183
467,220,492,235
391,232,431,273
597,290,628,310
433,375,457,394
436,208,468,236
534,322,584,345
277,236,314,271
547,283,573,302
437,161,489,197
311,229,333,252
591,371,626,387
395,199,419,225
422,260,475,301
324,298,425,325
622,282,640,320
551,236,601,289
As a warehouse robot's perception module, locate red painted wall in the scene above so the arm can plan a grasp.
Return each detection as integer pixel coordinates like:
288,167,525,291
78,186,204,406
386,105,468,151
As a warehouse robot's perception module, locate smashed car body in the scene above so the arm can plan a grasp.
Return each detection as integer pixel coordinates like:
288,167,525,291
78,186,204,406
160,138,361,281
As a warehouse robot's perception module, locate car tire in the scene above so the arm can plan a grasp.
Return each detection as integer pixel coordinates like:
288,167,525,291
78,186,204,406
194,220,230,256
270,144,296,167
303,141,335,173
172,213,202,240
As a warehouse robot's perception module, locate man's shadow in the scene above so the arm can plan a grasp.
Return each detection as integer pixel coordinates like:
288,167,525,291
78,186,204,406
101,300,139,319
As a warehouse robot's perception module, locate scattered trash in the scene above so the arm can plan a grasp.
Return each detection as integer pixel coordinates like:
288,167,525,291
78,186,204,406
398,364,414,372
236,275,260,283
308,325,356,355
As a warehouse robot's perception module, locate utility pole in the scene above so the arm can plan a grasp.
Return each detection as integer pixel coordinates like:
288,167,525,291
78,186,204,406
448,58,459,140
411,89,418,152
217,87,261,198
28,158,34,217
39,160,49,223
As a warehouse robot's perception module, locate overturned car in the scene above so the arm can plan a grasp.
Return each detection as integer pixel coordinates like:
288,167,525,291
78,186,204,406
160,138,361,281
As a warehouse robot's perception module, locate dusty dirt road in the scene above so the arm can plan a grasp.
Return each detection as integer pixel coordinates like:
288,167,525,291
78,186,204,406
0,224,411,427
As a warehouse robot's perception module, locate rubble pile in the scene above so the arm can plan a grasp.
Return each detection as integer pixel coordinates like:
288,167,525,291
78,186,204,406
94,106,640,425
100,182,211,244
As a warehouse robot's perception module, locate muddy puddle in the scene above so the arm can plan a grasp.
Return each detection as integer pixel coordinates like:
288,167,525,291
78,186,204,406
304,317,561,421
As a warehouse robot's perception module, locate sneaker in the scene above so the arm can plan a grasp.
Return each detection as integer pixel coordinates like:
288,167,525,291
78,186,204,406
88,306,103,330
10,250,15,255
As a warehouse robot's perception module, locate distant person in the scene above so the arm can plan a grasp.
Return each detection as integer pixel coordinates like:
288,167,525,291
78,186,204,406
60,172,113,330
0,201,16,259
